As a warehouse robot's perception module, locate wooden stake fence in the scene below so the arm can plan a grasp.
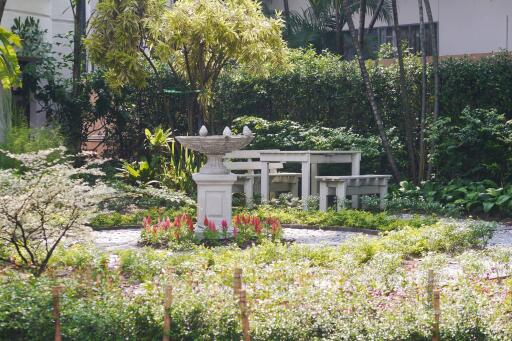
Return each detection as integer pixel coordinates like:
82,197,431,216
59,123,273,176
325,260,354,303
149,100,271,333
163,268,174,341
239,289,251,341
52,286,62,341
233,268,242,297
162,283,173,341
233,268,250,341
432,289,441,341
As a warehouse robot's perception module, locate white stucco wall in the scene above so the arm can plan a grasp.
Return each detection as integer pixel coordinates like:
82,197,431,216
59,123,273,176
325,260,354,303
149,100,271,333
2,0,95,127
265,0,512,56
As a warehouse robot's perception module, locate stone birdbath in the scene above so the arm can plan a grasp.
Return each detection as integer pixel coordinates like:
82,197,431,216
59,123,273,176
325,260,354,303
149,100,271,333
176,126,253,231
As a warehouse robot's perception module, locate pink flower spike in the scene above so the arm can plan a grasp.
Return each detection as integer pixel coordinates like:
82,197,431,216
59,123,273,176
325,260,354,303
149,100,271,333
221,219,228,231
233,225,238,238
203,216,209,226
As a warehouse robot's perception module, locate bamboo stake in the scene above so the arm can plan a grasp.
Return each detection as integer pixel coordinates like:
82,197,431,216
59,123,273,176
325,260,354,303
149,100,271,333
52,286,63,341
427,269,434,308
432,289,440,341
239,289,250,341
162,283,173,341
233,268,242,297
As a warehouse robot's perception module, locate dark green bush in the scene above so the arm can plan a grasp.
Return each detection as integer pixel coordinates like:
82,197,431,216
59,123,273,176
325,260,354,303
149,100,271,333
390,180,512,216
232,115,400,174
429,107,512,183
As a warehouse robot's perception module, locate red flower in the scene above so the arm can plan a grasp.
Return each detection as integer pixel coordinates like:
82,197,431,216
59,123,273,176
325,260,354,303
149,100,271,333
208,220,217,232
233,225,238,238
234,214,241,227
221,219,229,232
187,218,195,232
203,216,209,226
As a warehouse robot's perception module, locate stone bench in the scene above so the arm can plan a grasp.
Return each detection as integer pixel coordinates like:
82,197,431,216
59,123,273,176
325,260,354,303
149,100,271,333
316,175,391,211
224,150,301,206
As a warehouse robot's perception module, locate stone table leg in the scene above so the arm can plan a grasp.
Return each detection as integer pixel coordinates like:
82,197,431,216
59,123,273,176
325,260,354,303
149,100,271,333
311,163,318,195
301,162,310,209
319,181,328,211
261,162,269,203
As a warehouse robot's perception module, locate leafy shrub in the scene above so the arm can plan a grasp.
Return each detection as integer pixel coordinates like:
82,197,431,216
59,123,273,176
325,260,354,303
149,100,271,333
90,207,195,229
391,180,512,216
246,206,436,232
0,220,502,341
119,127,204,194
232,115,391,174
429,107,512,183
0,148,112,275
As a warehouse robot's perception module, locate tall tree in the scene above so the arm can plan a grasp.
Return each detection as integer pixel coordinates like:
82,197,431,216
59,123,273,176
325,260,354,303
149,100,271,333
341,0,401,181
64,0,88,152
423,0,439,178
87,0,287,133
283,0,291,33
358,0,367,48
417,0,427,180
391,0,417,182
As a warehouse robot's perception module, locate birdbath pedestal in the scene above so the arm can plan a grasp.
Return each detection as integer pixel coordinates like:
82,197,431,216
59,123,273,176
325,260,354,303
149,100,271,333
175,126,253,231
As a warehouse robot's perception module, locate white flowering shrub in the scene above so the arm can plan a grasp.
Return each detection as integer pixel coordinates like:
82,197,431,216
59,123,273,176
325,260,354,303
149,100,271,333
0,148,113,275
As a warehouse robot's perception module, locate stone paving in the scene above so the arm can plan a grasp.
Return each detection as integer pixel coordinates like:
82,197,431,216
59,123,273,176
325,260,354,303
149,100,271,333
92,227,371,251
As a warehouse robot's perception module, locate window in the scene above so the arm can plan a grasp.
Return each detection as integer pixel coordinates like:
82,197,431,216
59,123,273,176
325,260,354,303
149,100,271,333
342,22,438,59
371,22,438,56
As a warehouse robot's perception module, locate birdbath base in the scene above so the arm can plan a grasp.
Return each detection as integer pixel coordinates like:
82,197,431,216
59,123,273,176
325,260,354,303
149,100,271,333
193,172,238,230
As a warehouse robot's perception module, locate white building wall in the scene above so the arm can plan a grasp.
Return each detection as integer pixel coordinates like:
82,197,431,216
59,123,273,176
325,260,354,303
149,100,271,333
266,0,512,56
2,0,95,127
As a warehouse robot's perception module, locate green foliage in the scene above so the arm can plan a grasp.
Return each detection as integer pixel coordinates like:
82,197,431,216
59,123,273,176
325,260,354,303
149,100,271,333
429,107,512,183
0,220,501,340
87,0,287,125
439,53,512,120
118,127,203,192
232,115,390,174
0,27,21,88
1,124,64,154
391,180,512,216
89,206,195,229
245,206,436,232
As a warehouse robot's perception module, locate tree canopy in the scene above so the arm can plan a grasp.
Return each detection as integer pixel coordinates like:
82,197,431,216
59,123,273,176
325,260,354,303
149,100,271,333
86,0,287,128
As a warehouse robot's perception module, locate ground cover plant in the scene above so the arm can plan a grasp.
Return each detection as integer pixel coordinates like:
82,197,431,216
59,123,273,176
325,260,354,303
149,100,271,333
0,220,504,340
389,180,512,217
245,205,436,232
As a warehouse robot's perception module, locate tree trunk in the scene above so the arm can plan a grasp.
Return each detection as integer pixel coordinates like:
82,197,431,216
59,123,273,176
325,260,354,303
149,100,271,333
0,0,7,23
71,0,86,152
283,0,291,33
358,0,367,52
417,0,427,181
424,0,439,178
368,0,385,32
391,0,417,183
423,0,438,121
342,0,401,181
335,5,344,55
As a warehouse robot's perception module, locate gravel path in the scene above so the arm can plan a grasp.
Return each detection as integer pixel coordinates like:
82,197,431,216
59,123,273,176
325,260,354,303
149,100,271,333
92,227,371,251
487,225,512,247
92,223,512,251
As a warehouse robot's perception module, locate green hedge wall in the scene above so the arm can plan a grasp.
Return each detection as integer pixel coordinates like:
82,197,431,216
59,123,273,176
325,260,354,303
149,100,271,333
213,49,512,134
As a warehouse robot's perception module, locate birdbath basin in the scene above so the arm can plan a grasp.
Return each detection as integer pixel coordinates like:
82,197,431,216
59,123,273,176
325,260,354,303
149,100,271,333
175,126,253,230
176,129,253,174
